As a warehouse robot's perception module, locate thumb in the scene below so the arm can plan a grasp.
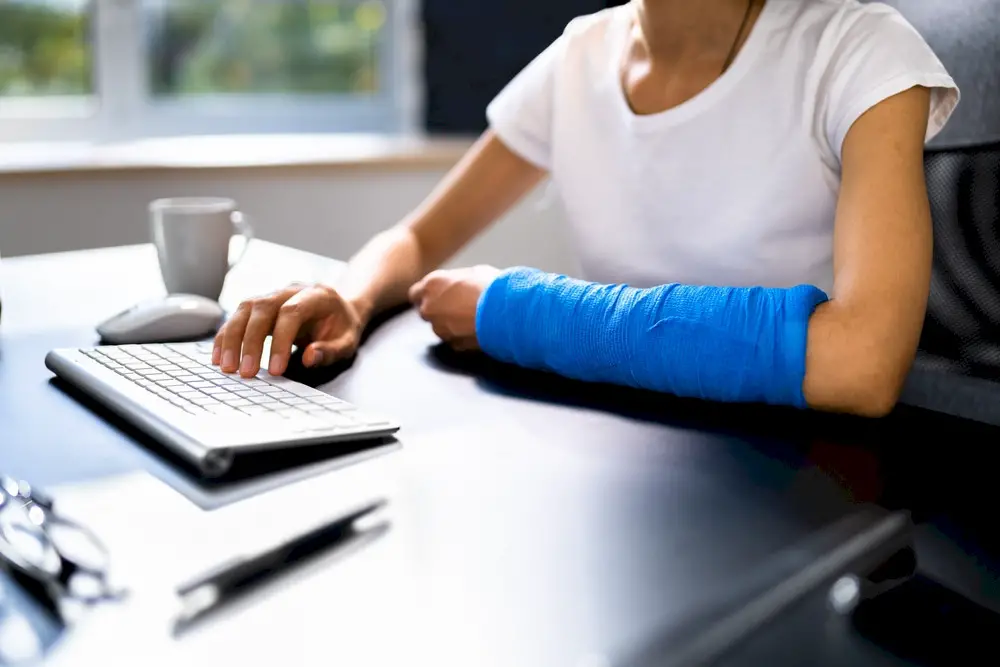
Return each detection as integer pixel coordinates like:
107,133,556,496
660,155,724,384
304,332,358,367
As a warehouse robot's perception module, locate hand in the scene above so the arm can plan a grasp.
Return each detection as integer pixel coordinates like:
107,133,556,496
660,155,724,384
213,283,364,378
408,265,501,351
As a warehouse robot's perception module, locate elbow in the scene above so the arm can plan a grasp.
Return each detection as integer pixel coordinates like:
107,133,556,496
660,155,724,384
802,333,911,419
839,381,902,419
805,370,904,418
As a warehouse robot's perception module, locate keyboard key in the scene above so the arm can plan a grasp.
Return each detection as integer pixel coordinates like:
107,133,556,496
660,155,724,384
308,394,345,406
191,396,221,406
204,404,242,415
177,390,204,399
204,386,230,395
135,368,159,376
285,384,324,398
281,397,310,406
249,396,275,405
146,374,171,382
222,398,251,407
158,379,183,388
123,373,141,381
237,405,272,416
188,381,213,389
174,375,200,383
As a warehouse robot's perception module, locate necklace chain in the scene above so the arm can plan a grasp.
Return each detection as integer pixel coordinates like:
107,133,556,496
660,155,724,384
721,0,756,74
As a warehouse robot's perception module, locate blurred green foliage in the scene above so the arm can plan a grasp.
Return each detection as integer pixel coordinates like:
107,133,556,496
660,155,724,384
0,1,92,96
0,0,384,99
148,0,384,96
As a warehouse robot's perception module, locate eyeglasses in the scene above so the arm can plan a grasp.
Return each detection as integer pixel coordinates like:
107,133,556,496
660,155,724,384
0,475,125,623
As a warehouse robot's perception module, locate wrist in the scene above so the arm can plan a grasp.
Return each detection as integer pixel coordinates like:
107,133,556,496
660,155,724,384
347,294,375,328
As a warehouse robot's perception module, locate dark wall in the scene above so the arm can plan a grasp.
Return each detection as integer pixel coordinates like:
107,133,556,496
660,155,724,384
421,1,623,134
423,0,1000,144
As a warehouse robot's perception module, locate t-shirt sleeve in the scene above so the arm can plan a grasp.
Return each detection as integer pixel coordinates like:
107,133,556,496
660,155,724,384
821,5,960,164
485,32,567,170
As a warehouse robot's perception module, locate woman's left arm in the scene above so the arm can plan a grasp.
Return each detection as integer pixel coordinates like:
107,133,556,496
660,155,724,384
802,85,933,417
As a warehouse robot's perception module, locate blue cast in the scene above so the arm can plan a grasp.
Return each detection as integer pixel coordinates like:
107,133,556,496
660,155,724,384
475,268,829,408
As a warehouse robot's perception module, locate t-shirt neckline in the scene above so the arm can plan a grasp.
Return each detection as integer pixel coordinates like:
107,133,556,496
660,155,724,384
610,0,777,132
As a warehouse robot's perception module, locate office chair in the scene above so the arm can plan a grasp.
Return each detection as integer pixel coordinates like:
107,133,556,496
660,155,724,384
876,0,1000,425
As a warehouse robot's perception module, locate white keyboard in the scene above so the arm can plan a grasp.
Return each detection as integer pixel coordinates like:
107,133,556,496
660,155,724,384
45,342,399,476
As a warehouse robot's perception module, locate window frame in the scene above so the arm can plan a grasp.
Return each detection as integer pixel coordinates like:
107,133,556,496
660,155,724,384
0,0,418,144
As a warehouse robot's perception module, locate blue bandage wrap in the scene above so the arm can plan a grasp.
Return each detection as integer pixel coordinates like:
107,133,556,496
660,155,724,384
475,268,829,408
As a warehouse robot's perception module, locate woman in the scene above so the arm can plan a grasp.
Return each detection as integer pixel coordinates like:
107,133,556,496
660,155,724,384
213,0,959,417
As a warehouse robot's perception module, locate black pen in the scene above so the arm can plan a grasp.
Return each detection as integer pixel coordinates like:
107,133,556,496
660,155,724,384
174,498,388,628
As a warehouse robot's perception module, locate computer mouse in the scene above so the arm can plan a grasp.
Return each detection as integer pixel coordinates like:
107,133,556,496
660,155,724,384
97,294,225,344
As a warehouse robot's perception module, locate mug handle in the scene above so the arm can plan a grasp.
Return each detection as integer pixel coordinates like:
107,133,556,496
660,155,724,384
229,211,255,268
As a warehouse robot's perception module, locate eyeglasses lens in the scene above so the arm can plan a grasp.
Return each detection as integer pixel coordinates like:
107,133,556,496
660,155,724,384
45,523,108,574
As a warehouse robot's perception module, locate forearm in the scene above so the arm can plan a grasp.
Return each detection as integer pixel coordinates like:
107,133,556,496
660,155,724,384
336,130,546,325
476,268,829,409
335,226,426,324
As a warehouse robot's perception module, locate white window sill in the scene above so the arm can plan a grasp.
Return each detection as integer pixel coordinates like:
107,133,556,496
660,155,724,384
0,133,473,177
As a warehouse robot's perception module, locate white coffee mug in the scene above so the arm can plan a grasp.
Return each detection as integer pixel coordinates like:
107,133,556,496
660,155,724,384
149,197,254,301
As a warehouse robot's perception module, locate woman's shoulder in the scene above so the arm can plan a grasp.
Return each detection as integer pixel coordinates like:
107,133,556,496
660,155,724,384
771,0,959,163
775,0,937,55
561,5,629,39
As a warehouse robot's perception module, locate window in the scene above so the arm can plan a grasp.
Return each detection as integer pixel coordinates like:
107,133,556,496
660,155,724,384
0,0,93,97
0,0,417,143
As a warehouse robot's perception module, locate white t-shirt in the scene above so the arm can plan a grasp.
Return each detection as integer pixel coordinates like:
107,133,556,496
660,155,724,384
486,0,959,295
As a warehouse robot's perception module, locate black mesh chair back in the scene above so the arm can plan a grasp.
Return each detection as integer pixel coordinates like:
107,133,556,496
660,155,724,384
874,0,1000,424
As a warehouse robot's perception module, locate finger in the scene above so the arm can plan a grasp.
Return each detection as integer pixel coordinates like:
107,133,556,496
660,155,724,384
304,331,358,367
417,299,433,321
268,287,340,375
407,277,427,304
238,304,278,377
267,297,314,376
219,303,252,373
212,328,225,365
431,321,453,342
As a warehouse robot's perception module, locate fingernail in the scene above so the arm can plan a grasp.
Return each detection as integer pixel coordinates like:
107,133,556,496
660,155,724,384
312,351,325,366
222,350,236,371
240,355,255,376
268,355,285,375
212,347,221,365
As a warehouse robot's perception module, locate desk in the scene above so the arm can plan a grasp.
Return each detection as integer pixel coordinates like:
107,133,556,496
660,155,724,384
2,242,999,667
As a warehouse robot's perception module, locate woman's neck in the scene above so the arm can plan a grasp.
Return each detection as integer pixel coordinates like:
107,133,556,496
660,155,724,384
632,0,757,61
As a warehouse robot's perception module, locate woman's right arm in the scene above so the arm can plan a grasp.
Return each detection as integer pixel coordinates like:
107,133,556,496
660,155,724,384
214,130,546,377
